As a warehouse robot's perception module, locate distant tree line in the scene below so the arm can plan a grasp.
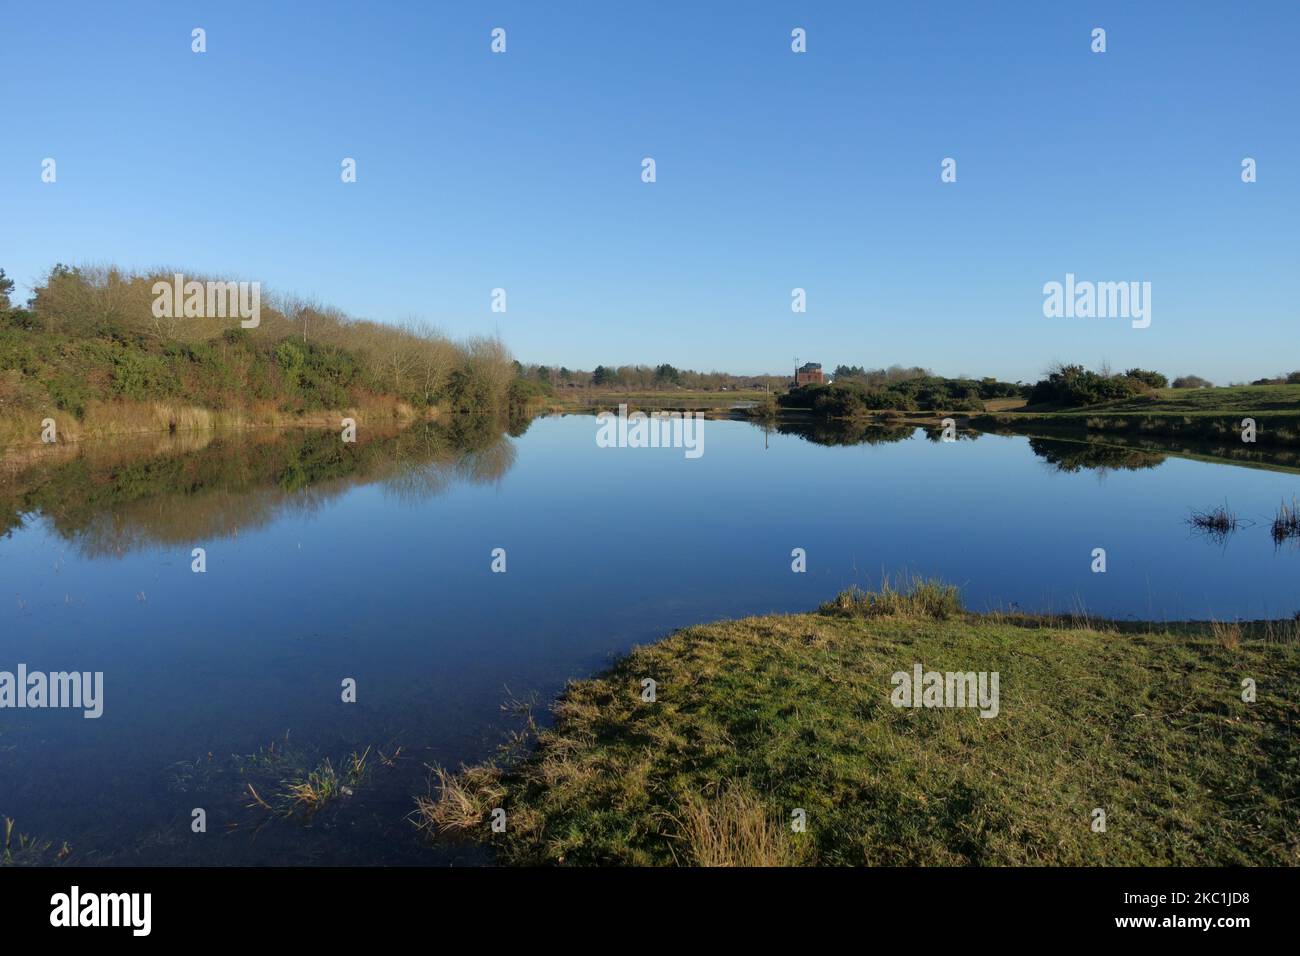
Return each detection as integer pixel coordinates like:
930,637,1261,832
522,362,786,391
1248,371,1300,386
831,364,933,386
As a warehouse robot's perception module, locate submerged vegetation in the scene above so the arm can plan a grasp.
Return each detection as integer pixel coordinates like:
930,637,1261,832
414,582,1300,866
1,817,71,866
0,264,540,446
279,748,373,817
167,733,402,835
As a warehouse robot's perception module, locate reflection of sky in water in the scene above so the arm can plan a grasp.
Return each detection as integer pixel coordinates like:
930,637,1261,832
2,417,1298,863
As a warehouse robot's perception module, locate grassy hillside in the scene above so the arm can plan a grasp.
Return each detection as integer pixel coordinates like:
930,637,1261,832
973,383,1300,448
415,584,1300,866
1083,383,1300,415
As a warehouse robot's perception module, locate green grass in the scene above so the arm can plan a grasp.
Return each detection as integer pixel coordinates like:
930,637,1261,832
279,749,371,816
1085,383,1300,415
416,587,1300,866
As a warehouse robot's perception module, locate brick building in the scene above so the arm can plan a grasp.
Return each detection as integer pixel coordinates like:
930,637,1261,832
795,362,824,386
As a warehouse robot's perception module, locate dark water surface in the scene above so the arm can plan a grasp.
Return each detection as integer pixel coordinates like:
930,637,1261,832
2,415,1298,864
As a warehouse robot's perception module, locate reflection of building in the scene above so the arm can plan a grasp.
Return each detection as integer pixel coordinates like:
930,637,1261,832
795,362,823,386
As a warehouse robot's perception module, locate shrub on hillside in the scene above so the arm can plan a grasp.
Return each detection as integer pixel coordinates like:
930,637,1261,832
779,374,1021,416
2,263,520,418
1123,368,1168,389
1027,365,1144,407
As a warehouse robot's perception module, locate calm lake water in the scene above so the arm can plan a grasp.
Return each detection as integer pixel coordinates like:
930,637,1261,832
2,414,1299,864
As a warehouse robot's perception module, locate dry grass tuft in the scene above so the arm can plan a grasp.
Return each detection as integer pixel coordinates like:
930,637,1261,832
412,765,505,836
820,574,962,620
1210,619,1242,650
672,784,804,867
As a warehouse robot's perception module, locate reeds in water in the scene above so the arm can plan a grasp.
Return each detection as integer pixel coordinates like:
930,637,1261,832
1272,497,1300,545
1188,503,1240,540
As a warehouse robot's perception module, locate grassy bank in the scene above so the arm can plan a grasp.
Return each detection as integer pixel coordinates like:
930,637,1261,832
0,396,434,447
971,383,1300,448
1085,383,1300,415
416,583,1300,866
971,409,1300,447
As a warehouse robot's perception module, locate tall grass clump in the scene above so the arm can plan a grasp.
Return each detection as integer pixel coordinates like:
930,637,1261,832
819,574,963,620
1209,620,1243,650
672,784,806,867
412,765,506,836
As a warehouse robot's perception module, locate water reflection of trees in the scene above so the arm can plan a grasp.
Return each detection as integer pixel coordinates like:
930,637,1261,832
0,419,517,556
1028,437,1167,473
379,419,516,504
755,418,918,447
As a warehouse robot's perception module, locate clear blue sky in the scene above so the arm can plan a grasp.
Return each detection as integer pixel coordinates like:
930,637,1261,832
2,1,1296,382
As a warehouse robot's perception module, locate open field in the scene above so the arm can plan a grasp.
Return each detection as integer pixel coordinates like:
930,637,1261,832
414,584,1300,866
